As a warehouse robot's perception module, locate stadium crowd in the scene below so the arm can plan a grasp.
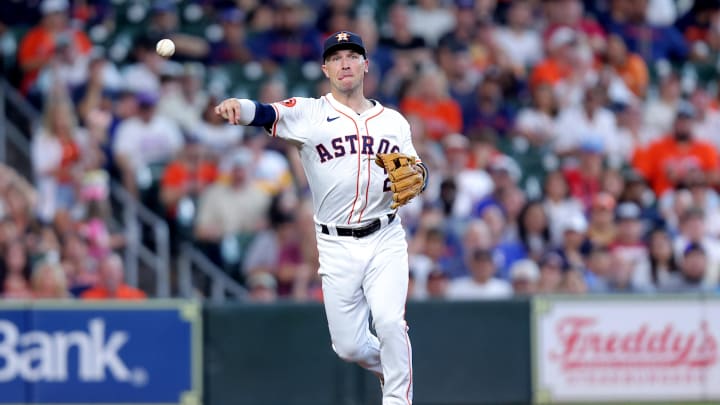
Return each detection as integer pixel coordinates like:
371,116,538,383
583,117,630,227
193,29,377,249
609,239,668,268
1,0,720,302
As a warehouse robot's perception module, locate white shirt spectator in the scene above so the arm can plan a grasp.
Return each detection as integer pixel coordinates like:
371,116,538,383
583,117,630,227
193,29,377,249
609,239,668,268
673,236,720,287
643,99,677,137
157,86,209,134
494,27,543,68
113,115,184,171
452,169,494,219
446,277,513,300
193,121,244,155
553,106,617,153
693,109,720,150
406,3,455,46
515,108,557,142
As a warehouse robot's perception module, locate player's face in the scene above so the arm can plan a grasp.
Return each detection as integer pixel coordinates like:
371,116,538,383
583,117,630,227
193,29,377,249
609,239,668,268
322,50,368,93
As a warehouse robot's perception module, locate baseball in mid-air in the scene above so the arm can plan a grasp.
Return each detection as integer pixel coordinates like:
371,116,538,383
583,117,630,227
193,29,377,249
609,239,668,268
156,38,175,57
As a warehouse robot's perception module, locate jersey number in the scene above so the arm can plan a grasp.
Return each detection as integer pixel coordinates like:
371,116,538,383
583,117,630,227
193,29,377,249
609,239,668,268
383,177,391,192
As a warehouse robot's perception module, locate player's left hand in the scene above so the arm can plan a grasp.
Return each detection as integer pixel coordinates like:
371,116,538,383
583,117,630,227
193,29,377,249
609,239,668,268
375,152,425,209
214,98,242,125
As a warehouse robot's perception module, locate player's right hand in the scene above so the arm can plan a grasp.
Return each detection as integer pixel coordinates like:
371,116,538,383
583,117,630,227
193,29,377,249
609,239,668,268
214,98,242,125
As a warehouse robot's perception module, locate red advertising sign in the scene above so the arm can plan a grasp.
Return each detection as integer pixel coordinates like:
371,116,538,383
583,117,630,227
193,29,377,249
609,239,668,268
533,297,720,404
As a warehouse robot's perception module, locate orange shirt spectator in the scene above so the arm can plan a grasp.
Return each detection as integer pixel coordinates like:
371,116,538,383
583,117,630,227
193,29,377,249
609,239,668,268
530,58,571,88
81,284,147,300
603,35,649,97
400,97,462,141
160,143,218,217
80,253,147,300
612,54,648,97
633,137,719,197
400,69,462,141
161,161,218,191
17,2,93,93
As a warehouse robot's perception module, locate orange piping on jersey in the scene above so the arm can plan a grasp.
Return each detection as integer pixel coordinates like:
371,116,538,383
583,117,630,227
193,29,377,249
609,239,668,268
270,103,280,137
357,107,385,223
325,98,363,224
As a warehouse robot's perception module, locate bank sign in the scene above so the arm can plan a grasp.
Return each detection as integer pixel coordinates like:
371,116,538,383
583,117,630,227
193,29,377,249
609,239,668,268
0,301,202,405
532,296,720,404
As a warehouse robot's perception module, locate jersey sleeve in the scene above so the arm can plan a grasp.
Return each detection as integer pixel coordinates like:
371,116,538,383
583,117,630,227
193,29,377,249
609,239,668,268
267,97,314,144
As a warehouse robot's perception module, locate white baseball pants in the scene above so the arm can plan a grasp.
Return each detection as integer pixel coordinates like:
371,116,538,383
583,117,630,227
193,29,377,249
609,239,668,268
316,220,413,405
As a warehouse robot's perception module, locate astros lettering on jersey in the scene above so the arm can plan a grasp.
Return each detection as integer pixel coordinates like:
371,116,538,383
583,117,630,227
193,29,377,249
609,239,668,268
268,93,422,226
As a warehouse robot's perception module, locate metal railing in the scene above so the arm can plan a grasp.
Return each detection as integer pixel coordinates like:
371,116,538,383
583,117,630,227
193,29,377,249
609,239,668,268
0,78,247,302
110,183,171,297
177,242,248,302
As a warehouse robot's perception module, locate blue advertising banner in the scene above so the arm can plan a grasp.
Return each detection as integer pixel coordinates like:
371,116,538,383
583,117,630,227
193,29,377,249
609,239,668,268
0,301,202,405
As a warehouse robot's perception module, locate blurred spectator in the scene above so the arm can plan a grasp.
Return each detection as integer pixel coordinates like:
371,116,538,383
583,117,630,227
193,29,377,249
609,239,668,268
586,192,617,248
465,75,515,136
560,268,589,294
194,149,271,243
17,0,92,95
443,134,494,219
145,0,210,61
248,0,322,73
583,245,612,292
516,200,552,262
406,0,455,47
602,0,688,64
400,68,462,141
562,138,606,209
554,86,617,155
243,195,310,298
514,83,559,146
81,253,146,299
160,140,218,220
556,212,589,271
193,95,245,156
437,41,481,125
690,87,720,150
31,259,69,299
157,63,209,134
494,1,543,70
542,170,584,246
509,259,540,295
122,34,178,94
601,34,648,98
446,248,512,300
424,267,449,299
646,227,681,287
659,242,715,293
113,90,184,195
378,3,432,74
643,72,682,136
542,0,607,54
672,207,720,287
315,0,355,36
32,93,88,223
0,240,33,299
611,202,651,287
60,232,99,295
633,103,720,197
247,271,278,302
208,7,253,65
537,251,565,293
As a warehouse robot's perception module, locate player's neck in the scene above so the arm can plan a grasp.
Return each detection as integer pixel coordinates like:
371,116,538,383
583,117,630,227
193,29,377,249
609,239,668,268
331,90,372,115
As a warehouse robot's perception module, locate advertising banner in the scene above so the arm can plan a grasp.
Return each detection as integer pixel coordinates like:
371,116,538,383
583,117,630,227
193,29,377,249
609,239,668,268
0,301,202,405
532,296,720,404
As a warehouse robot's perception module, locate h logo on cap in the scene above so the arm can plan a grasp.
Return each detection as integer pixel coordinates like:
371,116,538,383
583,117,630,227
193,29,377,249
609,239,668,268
335,32,350,42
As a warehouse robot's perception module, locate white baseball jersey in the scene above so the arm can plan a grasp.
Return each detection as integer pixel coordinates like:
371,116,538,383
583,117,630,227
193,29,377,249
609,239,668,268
267,93,421,226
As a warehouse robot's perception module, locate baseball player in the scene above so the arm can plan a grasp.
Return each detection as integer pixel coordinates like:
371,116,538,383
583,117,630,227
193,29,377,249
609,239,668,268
215,31,428,404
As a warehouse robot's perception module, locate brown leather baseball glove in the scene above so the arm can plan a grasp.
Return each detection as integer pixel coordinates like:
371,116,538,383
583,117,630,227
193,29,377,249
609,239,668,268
375,152,425,209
